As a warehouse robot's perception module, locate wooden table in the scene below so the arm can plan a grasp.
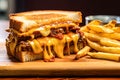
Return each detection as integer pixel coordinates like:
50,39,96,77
0,20,120,79
0,77,120,80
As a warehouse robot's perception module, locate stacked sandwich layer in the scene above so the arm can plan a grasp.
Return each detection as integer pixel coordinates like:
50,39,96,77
6,10,85,62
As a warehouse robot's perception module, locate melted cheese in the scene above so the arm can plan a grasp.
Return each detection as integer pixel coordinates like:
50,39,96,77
71,33,79,53
47,38,54,58
11,22,77,37
43,45,50,61
28,32,80,58
65,34,72,55
37,26,51,36
53,36,66,58
48,45,53,58
29,39,43,54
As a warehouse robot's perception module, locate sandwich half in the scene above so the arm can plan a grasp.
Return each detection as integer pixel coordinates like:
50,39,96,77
6,10,85,62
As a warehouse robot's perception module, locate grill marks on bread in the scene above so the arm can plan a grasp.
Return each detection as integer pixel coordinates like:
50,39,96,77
25,14,65,20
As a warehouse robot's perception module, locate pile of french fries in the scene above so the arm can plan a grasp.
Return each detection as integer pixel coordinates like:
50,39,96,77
75,20,120,62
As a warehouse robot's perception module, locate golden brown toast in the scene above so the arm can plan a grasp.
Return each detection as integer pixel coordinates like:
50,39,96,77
10,10,82,33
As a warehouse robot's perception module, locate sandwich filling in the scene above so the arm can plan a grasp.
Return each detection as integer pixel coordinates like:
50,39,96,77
6,11,84,62
6,21,85,61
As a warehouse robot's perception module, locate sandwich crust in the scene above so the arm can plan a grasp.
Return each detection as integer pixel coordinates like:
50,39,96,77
9,10,82,32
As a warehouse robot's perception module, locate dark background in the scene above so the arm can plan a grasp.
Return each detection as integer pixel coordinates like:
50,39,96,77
15,0,120,25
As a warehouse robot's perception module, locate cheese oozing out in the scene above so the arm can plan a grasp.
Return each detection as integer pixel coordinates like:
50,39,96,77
11,21,77,37
28,32,80,58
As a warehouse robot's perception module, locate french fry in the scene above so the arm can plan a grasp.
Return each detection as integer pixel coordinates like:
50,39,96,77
87,25,114,33
74,46,91,60
88,30,96,34
88,52,120,61
104,20,116,28
84,32,101,42
113,27,120,33
80,26,89,32
87,39,120,54
98,32,120,40
87,20,101,25
100,38,120,47
81,20,120,62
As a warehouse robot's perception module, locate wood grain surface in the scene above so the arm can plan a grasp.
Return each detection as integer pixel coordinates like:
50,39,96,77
0,20,120,77
1,40,120,77
0,77,120,80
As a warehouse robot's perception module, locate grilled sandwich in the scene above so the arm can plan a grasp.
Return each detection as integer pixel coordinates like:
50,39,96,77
6,10,85,62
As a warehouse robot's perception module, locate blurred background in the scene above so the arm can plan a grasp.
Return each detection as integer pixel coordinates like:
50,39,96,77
1,0,120,25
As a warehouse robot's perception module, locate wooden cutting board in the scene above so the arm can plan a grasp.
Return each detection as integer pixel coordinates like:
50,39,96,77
1,20,120,77
1,42,120,77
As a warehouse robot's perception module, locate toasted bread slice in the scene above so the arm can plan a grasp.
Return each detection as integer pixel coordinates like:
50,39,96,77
9,10,82,33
